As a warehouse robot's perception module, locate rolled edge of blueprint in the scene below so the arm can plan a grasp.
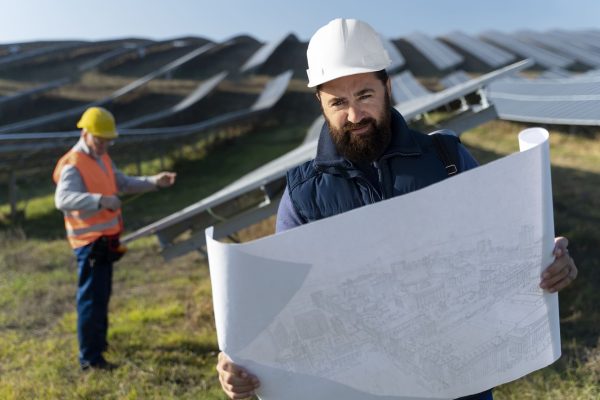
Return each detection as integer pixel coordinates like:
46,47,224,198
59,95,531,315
519,127,549,152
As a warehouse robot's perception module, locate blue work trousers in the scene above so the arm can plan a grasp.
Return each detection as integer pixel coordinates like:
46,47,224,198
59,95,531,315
74,242,113,366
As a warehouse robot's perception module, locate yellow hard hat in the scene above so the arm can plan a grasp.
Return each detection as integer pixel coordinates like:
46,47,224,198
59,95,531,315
77,107,118,139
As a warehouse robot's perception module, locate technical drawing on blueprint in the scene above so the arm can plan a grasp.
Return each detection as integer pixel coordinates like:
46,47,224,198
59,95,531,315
207,128,561,400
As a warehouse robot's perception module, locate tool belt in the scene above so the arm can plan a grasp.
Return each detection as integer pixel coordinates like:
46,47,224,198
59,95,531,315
89,234,127,264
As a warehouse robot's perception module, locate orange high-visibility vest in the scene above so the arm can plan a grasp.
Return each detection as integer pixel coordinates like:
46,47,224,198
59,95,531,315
53,150,123,249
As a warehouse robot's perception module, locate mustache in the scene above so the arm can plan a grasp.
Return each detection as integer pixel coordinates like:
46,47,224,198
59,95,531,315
343,118,376,131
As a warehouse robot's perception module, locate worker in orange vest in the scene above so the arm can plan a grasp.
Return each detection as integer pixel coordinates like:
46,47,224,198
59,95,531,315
53,106,176,370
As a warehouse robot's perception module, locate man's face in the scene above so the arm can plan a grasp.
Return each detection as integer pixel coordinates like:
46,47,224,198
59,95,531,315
318,72,392,164
83,131,113,157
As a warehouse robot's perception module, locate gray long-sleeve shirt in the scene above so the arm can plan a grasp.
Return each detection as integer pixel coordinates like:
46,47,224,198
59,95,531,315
55,138,158,212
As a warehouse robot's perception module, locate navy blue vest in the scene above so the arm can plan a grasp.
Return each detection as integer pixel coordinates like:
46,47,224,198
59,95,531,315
286,109,460,223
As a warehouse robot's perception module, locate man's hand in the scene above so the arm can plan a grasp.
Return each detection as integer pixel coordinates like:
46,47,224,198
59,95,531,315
99,195,121,211
540,236,578,292
154,172,176,188
216,352,260,399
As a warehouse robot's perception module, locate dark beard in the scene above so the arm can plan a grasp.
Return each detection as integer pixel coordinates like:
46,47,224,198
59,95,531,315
326,94,392,165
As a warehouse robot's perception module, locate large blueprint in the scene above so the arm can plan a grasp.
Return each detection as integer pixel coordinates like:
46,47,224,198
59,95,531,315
206,128,560,399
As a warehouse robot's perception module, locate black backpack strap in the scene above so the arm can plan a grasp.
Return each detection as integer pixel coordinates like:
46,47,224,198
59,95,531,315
430,130,461,177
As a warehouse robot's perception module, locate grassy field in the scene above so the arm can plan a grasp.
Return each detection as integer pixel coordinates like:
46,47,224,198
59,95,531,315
1,119,599,399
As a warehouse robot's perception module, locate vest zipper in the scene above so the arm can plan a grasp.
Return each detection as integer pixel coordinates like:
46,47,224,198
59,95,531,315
355,175,381,203
373,161,389,200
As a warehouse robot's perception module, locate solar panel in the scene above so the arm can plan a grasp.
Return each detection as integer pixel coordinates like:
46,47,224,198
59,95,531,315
0,77,72,105
302,115,324,144
582,29,600,42
480,30,574,70
403,32,463,70
441,31,515,68
390,71,431,104
488,74,600,125
516,30,600,68
381,37,405,71
549,30,600,52
489,95,600,126
489,74,600,95
76,43,149,72
240,34,290,72
120,71,228,128
250,70,293,110
440,70,471,89
397,60,532,120
538,68,572,79
0,42,85,68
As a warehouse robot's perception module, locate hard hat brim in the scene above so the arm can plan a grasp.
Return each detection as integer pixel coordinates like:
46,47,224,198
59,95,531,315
78,124,119,140
307,65,389,88
92,130,119,140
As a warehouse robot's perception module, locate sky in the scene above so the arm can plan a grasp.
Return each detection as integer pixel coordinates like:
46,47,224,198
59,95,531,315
1,0,599,45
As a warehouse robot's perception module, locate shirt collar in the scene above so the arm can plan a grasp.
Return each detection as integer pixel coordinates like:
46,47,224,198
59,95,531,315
74,136,97,159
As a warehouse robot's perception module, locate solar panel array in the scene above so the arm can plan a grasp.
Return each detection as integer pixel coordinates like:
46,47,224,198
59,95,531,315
0,42,216,133
0,70,294,177
123,60,533,257
516,30,600,68
441,31,516,68
0,42,85,68
403,32,464,71
2,26,600,232
480,30,575,70
488,73,600,125
547,30,600,53
120,71,228,128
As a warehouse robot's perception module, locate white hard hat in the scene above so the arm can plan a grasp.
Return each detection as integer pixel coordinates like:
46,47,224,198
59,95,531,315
306,18,391,88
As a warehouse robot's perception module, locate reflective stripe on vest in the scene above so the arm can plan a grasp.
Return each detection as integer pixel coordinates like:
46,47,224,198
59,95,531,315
65,214,121,236
53,149,123,249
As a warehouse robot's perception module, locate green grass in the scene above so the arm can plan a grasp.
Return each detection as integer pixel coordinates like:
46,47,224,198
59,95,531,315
460,121,600,399
0,237,225,399
1,119,599,399
0,120,306,399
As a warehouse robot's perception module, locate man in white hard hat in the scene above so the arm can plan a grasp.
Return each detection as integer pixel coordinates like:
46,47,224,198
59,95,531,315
53,106,176,370
216,18,577,399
